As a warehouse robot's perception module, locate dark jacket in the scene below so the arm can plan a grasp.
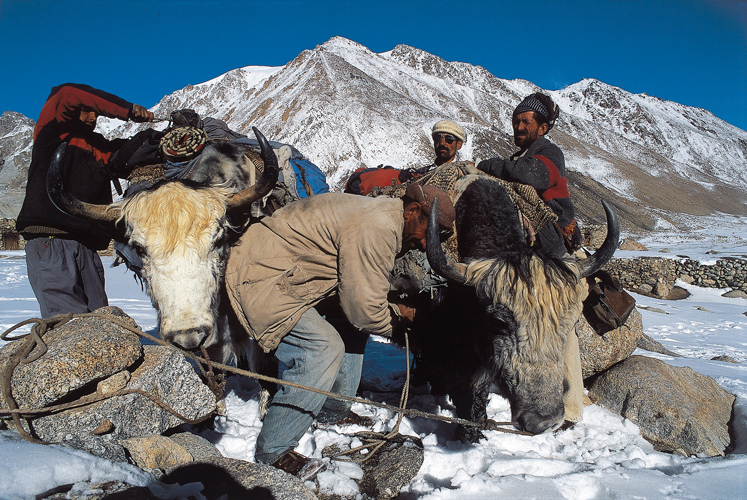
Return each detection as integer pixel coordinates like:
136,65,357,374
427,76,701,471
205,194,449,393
17,84,134,249
477,135,575,257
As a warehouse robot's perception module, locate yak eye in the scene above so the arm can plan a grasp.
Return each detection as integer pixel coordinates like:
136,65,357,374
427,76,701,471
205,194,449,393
132,243,147,257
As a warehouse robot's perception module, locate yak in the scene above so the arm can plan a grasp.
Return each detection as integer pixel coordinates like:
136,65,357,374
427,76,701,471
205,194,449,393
408,174,619,439
46,127,280,363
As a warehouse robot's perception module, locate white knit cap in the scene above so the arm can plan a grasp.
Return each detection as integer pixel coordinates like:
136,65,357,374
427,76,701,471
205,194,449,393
431,120,466,142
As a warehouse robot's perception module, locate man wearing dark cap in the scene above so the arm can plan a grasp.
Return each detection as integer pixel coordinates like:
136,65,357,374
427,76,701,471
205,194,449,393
476,93,584,426
477,93,579,258
225,186,455,478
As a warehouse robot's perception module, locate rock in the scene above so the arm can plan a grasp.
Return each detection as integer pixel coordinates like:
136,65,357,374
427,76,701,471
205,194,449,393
37,480,158,500
653,280,672,298
618,238,648,251
21,345,216,460
168,432,222,461
711,355,739,364
638,283,653,294
323,434,425,500
162,457,318,500
121,435,193,470
659,248,670,253
722,290,747,299
588,355,735,457
97,371,131,396
357,435,424,500
637,333,682,357
666,286,691,300
679,274,695,285
0,306,142,411
577,309,643,379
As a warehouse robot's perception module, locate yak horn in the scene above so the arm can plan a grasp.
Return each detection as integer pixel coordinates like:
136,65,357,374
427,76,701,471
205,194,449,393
577,199,620,279
226,127,280,212
426,197,468,284
46,142,121,222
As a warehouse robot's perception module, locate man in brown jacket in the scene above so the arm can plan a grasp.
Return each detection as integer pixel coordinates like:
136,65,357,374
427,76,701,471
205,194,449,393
225,184,455,477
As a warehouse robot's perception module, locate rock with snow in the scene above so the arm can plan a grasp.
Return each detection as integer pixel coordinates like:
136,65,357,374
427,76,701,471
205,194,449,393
577,309,643,379
0,306,142,412
588,355,735,457
637,333,682,357
162,457,318,500
121,435,193,470
618,238,648,251
357,434,424,500
6,38,747,232
23,345,216,460
168,432,222,461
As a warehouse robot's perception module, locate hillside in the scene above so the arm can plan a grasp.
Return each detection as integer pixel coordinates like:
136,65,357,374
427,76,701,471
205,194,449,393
2,37,747,234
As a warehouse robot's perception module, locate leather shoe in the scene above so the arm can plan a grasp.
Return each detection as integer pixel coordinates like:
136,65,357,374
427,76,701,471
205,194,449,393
271,451,326,481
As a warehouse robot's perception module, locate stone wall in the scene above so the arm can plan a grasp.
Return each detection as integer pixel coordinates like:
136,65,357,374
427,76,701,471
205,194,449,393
604,256,747,294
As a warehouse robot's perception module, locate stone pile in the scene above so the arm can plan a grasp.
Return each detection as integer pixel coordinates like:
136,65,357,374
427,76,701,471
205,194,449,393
582,225,747,296
0,307,217,463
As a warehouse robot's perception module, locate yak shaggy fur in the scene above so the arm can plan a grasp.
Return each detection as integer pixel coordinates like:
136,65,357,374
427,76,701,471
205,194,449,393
406,175,587,439
117,182,245,360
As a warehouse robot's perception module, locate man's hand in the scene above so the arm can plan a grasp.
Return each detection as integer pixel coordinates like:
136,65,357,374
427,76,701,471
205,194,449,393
130,104,154,123
396,303,416,323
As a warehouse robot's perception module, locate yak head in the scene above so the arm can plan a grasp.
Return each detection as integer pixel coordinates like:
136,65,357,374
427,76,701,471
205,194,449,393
427,175,619,434
47,127,279,360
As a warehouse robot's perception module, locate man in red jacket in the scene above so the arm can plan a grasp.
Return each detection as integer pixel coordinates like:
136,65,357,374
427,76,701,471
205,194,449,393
17,83,153,318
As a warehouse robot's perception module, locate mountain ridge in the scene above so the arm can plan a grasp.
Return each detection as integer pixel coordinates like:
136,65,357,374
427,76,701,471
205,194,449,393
2,36,746,235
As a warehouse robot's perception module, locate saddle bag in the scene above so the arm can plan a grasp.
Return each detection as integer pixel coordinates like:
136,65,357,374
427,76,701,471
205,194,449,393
583,270,636,333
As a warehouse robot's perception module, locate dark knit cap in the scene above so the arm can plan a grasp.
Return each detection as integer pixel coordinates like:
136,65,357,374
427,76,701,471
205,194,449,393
405,184,455,230
514,95,550,121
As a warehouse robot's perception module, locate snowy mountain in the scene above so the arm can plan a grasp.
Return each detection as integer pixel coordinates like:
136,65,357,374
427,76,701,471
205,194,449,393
3,36,747,233
0,111,33,218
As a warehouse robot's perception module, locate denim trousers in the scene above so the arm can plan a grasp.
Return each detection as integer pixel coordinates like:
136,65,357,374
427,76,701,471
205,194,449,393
254,307,365,464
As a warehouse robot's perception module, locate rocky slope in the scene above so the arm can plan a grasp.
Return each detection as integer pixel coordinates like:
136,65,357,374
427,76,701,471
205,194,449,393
3,37,746,233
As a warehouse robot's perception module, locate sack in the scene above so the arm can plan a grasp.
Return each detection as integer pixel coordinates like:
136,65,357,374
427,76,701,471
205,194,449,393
290,157,329,198
583,270,636,333
344,165,421,196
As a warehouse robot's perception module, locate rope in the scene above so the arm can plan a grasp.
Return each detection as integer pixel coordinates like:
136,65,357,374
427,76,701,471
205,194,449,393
0,313,531,451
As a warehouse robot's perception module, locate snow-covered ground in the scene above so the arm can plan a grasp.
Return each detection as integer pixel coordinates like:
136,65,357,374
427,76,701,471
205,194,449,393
1,238,747,499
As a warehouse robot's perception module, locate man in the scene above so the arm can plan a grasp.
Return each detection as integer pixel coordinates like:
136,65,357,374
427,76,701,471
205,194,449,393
17,83,153,318
477,92,584,425
414,120,468,175
477,93,579,258
225,184,455,478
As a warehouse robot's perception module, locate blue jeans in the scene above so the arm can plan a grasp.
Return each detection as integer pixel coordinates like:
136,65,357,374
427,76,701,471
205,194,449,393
254,307,364,464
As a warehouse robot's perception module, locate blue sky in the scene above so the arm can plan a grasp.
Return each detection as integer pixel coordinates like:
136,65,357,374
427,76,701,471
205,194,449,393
1,0,745,131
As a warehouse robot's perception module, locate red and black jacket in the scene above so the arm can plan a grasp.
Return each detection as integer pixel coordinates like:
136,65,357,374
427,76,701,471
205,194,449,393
17,84,134,249
477,136,577,256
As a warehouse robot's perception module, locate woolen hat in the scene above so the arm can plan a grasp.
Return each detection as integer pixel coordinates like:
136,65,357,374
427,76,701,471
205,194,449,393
405,184,456,230
431,120,466,142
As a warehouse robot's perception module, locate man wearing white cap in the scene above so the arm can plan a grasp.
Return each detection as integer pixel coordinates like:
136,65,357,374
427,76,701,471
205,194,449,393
413,120,469,175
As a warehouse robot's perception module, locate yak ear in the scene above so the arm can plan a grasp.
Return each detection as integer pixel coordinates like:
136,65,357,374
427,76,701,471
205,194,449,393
426,197,468,283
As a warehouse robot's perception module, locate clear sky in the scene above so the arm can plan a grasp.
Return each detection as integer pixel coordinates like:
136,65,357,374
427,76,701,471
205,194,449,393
1,0,745,131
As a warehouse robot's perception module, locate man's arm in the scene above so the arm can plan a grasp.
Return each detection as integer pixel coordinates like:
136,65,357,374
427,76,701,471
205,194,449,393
477,154,552,190
51,84,152,124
